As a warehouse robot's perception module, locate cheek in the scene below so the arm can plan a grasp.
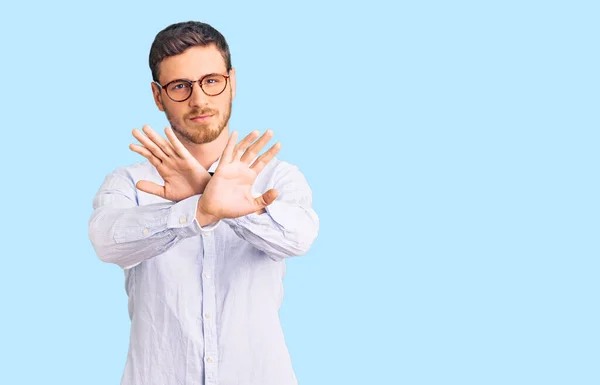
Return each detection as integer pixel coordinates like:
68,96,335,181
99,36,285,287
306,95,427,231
165,103,187,119
217,95,232,113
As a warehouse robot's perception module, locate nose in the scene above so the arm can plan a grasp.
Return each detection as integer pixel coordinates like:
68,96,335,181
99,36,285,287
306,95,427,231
188,81,210,108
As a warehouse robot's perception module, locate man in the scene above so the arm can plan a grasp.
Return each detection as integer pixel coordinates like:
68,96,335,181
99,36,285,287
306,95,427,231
88,21,319,385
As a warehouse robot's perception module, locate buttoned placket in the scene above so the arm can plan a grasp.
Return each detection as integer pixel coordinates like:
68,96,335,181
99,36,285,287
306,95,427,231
201,230,219,385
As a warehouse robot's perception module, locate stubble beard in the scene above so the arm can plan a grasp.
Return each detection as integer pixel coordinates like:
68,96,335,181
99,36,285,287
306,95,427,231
166,98,232,145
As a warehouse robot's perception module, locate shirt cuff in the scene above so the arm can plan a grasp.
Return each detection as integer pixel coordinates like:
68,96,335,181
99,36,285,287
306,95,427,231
168,195,221,237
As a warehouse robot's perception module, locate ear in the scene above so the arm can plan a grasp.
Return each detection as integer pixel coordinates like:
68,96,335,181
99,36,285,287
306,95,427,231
229,68,236,99
151,82,165,112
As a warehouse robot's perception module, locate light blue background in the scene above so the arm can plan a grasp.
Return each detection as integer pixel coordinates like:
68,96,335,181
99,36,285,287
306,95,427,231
0,1,598,384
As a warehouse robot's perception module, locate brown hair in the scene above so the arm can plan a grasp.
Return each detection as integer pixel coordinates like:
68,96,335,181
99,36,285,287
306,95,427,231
149,21,232,82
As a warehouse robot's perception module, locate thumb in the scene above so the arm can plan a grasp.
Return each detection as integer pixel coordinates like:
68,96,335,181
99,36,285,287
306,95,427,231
254,189,278,209
136,180,166,199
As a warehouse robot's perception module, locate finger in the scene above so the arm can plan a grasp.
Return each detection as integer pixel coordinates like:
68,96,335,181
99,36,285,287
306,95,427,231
254,189,279,209
129,143,162,168
240,129,274,164
136,180,166,199
249,142,281,174
164,127,191,159
143,125,176,157
220,131,238,164
132,127,168,161
232,130,260,160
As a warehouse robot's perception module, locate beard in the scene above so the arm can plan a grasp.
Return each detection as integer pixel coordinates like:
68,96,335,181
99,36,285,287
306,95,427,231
165,97,232,145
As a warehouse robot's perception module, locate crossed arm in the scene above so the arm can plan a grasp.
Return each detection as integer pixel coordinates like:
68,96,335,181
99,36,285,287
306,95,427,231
88,126,319,269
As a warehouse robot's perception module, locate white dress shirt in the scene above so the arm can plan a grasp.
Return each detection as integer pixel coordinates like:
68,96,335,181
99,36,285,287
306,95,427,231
88,157,319,385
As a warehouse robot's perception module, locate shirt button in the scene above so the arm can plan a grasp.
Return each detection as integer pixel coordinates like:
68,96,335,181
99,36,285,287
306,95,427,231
205,356,214,363
204,312,211,319
203,272,211,279
179,215,187,224
142,228,149,235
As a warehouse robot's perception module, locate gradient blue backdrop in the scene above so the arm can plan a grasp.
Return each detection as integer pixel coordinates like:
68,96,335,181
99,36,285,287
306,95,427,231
0,1,598,384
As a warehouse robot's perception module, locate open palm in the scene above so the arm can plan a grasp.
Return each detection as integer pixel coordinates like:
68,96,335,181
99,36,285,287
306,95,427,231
130,125,211,201
197,130,281,220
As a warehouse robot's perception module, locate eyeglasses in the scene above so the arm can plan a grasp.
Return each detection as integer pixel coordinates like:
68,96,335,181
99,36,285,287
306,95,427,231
154,73,230,102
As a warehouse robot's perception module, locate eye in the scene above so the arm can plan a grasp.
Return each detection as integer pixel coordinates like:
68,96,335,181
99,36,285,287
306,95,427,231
169,81,190,92
203,76,222,85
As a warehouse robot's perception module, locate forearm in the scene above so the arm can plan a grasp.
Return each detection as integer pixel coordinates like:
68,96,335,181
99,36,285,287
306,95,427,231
222,198,319,261
88,169,217,269
220,163,319,260
88,195,213,269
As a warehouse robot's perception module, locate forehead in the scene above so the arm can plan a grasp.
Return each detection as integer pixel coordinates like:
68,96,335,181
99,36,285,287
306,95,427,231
158,44,227,83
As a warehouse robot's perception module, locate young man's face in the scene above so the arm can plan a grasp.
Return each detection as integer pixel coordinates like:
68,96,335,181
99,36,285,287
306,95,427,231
152,44,236,144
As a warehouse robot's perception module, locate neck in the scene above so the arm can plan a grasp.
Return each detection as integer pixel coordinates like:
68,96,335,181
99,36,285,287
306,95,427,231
179,126,230,171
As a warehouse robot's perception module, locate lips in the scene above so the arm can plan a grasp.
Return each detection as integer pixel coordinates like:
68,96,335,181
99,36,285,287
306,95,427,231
190,114,213,122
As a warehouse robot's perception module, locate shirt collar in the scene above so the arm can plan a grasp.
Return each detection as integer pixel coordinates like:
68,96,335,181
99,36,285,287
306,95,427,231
207,157,221,174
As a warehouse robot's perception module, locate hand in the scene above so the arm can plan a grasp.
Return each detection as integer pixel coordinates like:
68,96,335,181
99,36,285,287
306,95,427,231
196,130,281,225
129,125,211,201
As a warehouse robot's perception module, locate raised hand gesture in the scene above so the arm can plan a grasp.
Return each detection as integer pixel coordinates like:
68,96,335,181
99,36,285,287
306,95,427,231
196,130,281,225
129,125,212,201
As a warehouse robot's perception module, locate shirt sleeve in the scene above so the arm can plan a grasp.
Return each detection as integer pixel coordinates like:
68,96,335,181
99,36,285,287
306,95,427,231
222,162,319,261
88,168,219,269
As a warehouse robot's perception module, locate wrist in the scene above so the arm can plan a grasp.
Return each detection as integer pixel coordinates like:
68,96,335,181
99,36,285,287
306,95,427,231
197,173,212,194
196,199,220,227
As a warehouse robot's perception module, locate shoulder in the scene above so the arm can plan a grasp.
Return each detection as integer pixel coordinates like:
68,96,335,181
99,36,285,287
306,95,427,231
255,157,313,189
257,157,299,179
106,161,159,183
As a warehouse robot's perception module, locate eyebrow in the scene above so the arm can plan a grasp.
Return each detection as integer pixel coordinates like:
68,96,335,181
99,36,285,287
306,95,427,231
163,72,226,85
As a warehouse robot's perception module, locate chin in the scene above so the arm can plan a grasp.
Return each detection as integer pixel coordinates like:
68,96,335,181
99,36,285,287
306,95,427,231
183,124,224,144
